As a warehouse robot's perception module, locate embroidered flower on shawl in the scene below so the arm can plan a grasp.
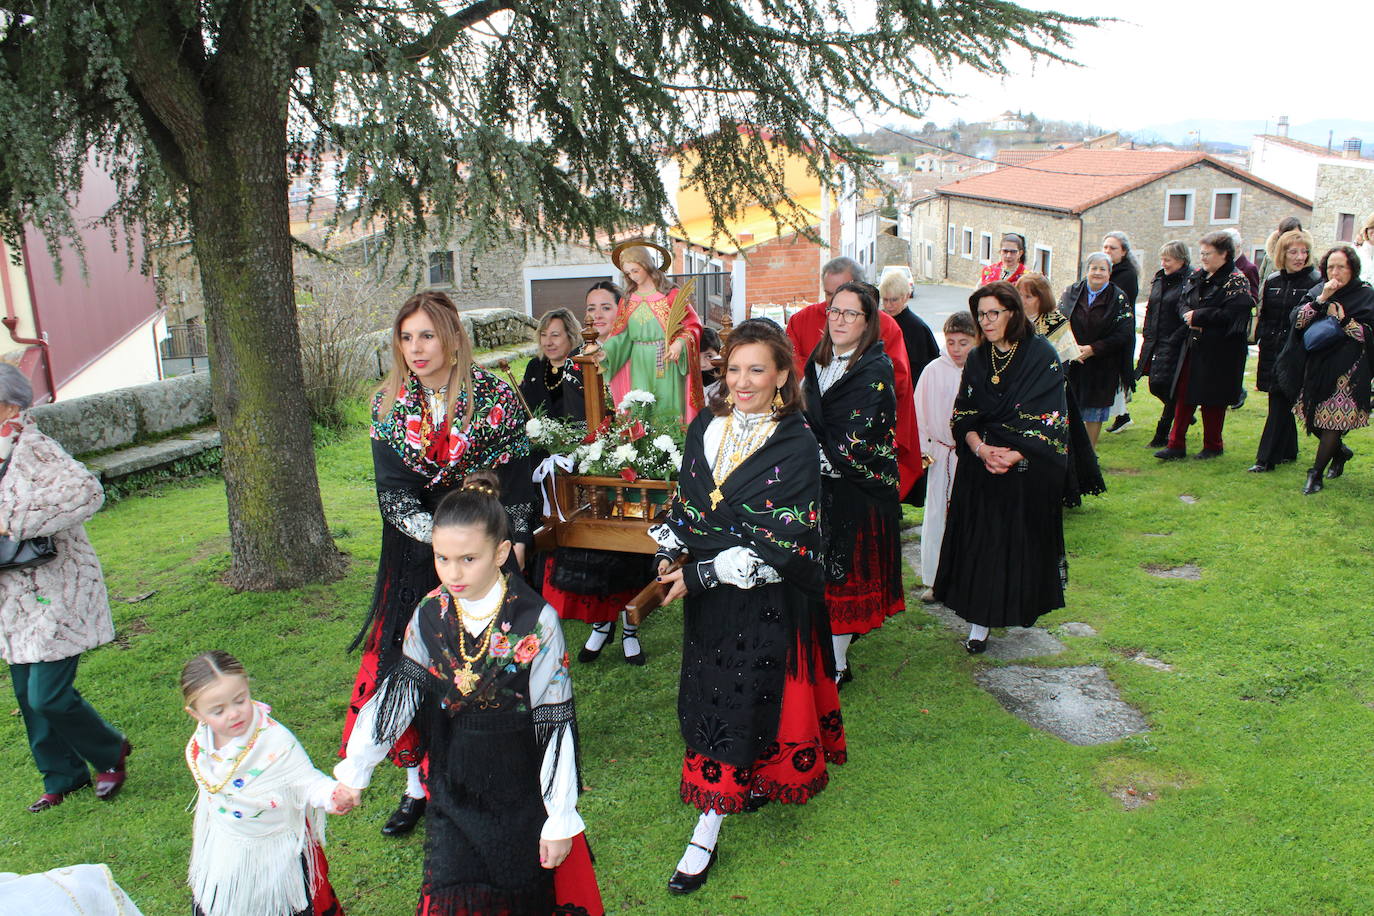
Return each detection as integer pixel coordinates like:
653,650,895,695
488,403,506,427
490,633,513,659
404,418,424,448
513,633,541,664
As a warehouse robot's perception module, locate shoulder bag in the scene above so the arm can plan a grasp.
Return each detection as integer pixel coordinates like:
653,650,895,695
0,457,58,573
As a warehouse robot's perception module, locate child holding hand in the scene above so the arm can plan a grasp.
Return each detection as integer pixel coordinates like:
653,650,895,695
182,650,349,916
335,471,601,915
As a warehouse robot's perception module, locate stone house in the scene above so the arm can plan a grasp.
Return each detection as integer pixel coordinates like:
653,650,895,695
1248,128,1367,200
907,149,1311,292
1310,161,1374,256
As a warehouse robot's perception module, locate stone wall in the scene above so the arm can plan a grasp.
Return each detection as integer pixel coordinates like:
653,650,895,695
30,372,212,457
1310,162,1374,256
939,198,1082,290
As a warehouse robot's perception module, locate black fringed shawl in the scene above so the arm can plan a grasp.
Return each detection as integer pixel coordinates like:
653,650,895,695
666,410,828,659
802,342,900,580
1035,310,1106,505
372,574,578,802
1278,281,1374,432
952,335,1069,471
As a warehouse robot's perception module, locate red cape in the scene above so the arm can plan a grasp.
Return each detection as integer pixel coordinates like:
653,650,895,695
787,302,924,498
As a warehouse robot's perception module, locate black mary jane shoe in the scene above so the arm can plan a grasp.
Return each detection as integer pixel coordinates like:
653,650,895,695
1193,448,1223,460
577,623,616,664
1302,469,1324,496
1153,447,1186,461
622,632,647,666
1246,462,1273,473
381,794,426,837
743,793,770,814
668,843,718,895
835,667,854,690
1326,447,1353,479
964,639,988,655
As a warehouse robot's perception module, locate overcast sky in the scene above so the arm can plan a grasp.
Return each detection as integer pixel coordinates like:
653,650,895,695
842,0,1371,135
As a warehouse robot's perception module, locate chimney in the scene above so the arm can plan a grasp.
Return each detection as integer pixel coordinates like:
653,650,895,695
1342,138,1363,160
1276,116,1289,138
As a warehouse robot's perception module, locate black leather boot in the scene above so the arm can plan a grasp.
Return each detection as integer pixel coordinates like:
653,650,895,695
1302,469,1323,496
381,793,426,837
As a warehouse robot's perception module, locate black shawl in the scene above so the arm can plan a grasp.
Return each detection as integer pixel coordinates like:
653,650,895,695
519,351,586,421
952,334,1069,471
1278,281,1374,432
802,342,900,580
1060,279,1135,407
1037,310,1106,505
1170,264,1255,406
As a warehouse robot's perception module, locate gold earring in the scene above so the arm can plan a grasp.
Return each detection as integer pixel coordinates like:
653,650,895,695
771,388,784,410
450,355,458,366
725,391,735,407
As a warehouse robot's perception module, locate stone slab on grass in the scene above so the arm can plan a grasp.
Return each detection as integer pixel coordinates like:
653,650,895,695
1143,562,1201,580
85,429,221,481
1058,622,1098,638
976,665,1149,745
984,627,1067,660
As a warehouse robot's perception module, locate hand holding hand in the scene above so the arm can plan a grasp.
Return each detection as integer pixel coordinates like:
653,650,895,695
1326,301,1345,320
330,784,362,814
657,566,688,603
1076,344,1094,361
540,836,573,870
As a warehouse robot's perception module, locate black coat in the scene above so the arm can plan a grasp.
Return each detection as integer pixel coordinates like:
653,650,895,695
1110,259,1140,307
892,307,940,387
1137,267,1190,400
1059,280,1135,409
518,352,585,421
1256,267,1319,392
1172,264,1254,406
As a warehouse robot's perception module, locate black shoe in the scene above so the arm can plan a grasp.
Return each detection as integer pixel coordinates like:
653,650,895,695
577,623,615,663
1327,446,1353,479
743,793,770,814
1231,390,1248,410
1246,462,1274,473
1147,435,1169,449
835,667,854,690
1303,469,1323,496
1193,448,1223,460
1107,413,1133,433
668,844,717,895
381,794,426,837
622,629,646,666
1154,447,1186,461
964,639,988,655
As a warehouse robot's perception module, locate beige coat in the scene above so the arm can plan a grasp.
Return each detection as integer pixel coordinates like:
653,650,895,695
0,416,112,664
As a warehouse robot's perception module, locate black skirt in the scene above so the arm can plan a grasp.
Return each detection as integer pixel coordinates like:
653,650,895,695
1063,387,1106,508
934,454,1067,628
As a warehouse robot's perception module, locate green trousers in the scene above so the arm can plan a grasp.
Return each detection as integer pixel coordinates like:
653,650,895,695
10,654,124,794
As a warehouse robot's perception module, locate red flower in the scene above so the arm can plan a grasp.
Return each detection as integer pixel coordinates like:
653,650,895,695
629,420,647,441
580,429,598,445
619,467,639,483
513,634,541,664
404,418,424,448
488,403,505,427
448,433,470,460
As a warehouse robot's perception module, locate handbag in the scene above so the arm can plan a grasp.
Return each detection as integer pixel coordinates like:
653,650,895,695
1302,315,1344,353
0,455,58,572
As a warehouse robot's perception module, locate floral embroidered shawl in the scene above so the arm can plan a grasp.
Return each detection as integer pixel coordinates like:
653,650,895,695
952,334,1069,469
371,366,530,488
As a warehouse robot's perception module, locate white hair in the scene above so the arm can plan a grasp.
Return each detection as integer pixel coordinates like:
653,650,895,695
0,363,33,410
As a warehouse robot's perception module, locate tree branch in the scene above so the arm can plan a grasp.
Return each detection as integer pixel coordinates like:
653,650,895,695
396,0,514,62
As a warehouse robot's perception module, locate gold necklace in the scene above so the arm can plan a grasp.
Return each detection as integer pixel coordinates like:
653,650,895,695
451,578,507,696
187,720,268,795
709,412,776,509
990,342,1018,385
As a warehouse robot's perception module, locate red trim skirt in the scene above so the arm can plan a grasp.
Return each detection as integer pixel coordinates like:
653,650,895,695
414,833,603,916
540,557,636,625
825,517,904,636
680,665,847,814
338,615,422,768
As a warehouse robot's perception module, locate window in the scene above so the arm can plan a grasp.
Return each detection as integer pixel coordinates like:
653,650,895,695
961,227,974,259
428,250,454,286
1252,246,1265,266
1210,189,1240,224
1164,190,1195,226
1337,212,1356,243
924,242,934,278
979,232,993,264
1034,245,1052,279
947,224,957,254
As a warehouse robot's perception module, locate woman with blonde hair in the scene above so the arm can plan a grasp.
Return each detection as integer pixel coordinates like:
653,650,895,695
341,290,536,839
1251,228,1318,471
520,308,586,421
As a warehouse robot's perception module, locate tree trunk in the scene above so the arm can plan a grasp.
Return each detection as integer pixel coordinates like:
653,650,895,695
185,101,346,590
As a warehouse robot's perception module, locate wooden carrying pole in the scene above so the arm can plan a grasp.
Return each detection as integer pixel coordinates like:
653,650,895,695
625,555,688,626
573,324,606,429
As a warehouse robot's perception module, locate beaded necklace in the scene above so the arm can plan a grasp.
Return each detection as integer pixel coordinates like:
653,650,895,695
188,719,268,795
990,341,1018,385
709,410,776,509
451,577,508,696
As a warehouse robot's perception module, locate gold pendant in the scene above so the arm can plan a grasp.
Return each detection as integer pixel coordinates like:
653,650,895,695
709,486,724,509
992,374,1000,384
455,664,478,696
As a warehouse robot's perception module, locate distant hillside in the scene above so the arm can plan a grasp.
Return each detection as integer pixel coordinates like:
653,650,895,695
1135,118,1374,151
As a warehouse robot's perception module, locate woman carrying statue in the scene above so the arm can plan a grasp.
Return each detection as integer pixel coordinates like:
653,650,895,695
594,240,705,425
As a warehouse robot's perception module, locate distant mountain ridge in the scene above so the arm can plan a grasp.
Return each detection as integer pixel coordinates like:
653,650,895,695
1133,118,1374,151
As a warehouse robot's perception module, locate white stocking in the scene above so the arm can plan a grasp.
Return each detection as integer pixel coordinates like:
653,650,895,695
404,766,425,800
968,624,990,642
832,633,854,674
676,810,725,874
620,610,642,658
583,620,613,652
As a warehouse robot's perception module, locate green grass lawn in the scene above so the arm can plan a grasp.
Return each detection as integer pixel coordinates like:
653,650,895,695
2,386,1373,915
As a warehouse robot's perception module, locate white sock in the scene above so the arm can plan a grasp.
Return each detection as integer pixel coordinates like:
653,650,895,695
404,766,425,799
676,811,725,874
968,624,990,642
584,621,613,652
621,611,642,658
832,633,854,673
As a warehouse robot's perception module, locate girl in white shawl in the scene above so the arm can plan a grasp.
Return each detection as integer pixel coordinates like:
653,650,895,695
913,312,980,601
182,651,349,916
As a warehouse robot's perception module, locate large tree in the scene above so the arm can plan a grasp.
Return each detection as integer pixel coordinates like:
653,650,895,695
0,0,1085,590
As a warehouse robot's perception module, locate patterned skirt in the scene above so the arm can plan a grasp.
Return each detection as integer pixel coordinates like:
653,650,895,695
680,657,847,814
1294,371,1371,432
825,509,905,636
339,614,423,768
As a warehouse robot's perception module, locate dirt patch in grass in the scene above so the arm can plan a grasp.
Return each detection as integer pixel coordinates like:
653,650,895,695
1096,756,1198,810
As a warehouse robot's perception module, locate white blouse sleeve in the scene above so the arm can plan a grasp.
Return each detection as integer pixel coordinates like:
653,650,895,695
529,605,584,841
334,611,428,790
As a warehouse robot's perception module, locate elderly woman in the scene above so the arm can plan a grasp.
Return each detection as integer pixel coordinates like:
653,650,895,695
0,364,130,813
1058,252,1134,447
934,282,1068,654
1250,229,1319,472
1137,242,1192,448
1016,271,1105,506
1154,231,1254,460
878,270,939,388
519,308,585,420
980,233,1027,287
1277,246,1374,494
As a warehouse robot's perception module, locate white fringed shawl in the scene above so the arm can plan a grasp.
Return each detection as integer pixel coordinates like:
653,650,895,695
185,703,334,916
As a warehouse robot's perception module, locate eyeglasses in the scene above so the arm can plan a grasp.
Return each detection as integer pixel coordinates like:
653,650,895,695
1000,248,1021,255
825,307,864,324
976,308,1008,323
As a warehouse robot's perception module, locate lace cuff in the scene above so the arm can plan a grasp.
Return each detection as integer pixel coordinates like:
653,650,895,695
712,545,780,589
649,522,686,560
378,488,433,543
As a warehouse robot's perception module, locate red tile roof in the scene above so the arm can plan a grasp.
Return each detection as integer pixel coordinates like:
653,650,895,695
994,149,1056,167
937,148,1310,213
1254,134,1341,157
